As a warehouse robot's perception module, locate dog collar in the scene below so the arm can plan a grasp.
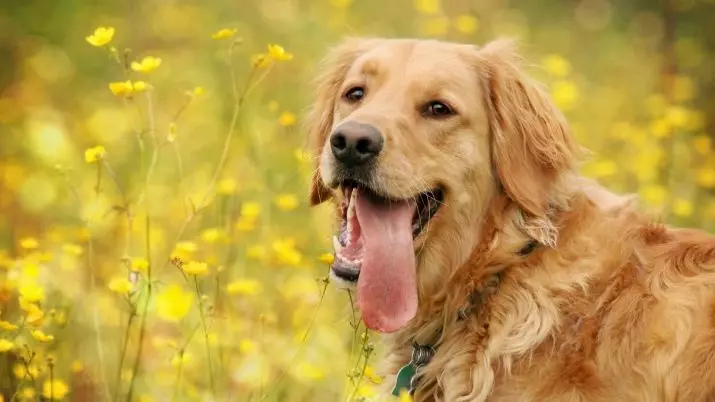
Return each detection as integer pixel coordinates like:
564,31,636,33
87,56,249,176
391,239,540,397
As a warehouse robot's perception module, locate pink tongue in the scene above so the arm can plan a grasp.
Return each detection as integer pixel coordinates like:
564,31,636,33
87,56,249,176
355,190,418,333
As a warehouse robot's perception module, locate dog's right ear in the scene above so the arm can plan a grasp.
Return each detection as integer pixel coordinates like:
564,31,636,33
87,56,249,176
304,37,380,206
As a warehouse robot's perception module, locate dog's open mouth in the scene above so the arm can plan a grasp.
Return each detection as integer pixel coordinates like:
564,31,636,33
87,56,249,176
330,180,443,333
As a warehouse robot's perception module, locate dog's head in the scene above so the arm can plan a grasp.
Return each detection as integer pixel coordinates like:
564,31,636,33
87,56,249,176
305,38,577,333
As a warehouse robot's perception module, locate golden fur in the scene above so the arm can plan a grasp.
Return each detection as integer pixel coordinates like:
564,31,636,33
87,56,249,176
305,37,715,401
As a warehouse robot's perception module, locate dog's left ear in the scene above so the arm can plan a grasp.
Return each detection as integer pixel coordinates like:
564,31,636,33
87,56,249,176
476,39,578,245
303,37,381,206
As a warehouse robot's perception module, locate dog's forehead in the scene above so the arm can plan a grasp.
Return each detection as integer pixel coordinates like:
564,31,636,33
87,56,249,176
348,39,475,80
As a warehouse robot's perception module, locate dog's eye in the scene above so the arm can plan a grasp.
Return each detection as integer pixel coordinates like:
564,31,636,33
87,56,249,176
423,101,454,118
344,87,365,103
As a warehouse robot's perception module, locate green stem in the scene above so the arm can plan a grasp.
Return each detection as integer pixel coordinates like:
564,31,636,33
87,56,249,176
194,276,216,398
113,309,135,401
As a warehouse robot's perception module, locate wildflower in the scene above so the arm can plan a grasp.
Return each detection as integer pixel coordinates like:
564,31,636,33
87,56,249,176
235,216,256,232
191,86,204,97
541,54,572,77
108,81,133,96
454,15,479,34
13,363,40,379
239,339,257,354
364,366,383,384
246,245,267,260
70,360,84,373
672,198,694,218
20,387,36,399
665,106,691,128
19,283,45,302
226,279,262,296
200,228,226,244
211,28,237,40
42,379,69,400
0,339,14,352
171,241,198,260
318,253,334,265
131,56,162,74
20,237,39,250
414,0,441,15
19,299,44,326
267,44,293,61
132,81,148,92
182,261,209,276
131,257,149,274
62,244,83,256
399,389,414,402
640,184,667,207
294,361,325,381
156,284,193,322
84,145,106,163
0,320,17,331
272,238,302,266
108,277,133,295
697,168,715,188
274,193,299,211
218,178,238,195
278,111,297,126
551,80,579,110
86,26,115,47
241,202,261,218
31,329,54,342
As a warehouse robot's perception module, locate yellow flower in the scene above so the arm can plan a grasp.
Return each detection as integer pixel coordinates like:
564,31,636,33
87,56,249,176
171,352,193,367
650,118,671,138
251,53,272,69
294,362,325,381
541,54,572,77
156,284,193,322
672,198,694,218
20,299,44,326
640,184,667,207
182,261,209,276
246,245,267,261
414,0,441,15
191,86,205,97
274,194,299,211
272,238,302,266
62,244,83,256
226,279,262,296
239,339,258,354
13,363,40,379
108,277,133,295
693,135,711,154
109,81,134,96
241,202,261,218
42,379,69,400
551,80,579,110
235,216,256,232
0,339,15,352
31,329,54,342
131,258,149,274
131,56,162,74
211,28,237,40
84,146,107,163
19,283,45,302
132,81,148,92
697,168,715,188
20,387,36,399
665,105,691,128
0,320,17,331
200,228,226,244
399,389,414,402
278,111,297,127
454,15,479,34
70,360,84,373
318,253,334,265
364,365,383,384
218,178,238,195
171,241,198,260
86,26,115,47
267,44,293,61
20,237,39,250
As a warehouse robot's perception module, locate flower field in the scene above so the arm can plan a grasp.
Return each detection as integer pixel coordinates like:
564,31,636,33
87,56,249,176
0,0,713,401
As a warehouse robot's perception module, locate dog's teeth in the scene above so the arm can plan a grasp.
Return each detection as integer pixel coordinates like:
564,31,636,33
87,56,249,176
333,235,343,253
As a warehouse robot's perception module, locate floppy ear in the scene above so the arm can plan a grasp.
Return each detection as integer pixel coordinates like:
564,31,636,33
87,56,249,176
477,39,578,240
304,37,380,206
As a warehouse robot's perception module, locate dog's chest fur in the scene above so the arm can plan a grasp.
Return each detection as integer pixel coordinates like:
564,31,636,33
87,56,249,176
379,204,715,402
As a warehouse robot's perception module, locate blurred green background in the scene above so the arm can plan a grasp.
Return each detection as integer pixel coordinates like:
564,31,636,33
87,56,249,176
0,0,713,401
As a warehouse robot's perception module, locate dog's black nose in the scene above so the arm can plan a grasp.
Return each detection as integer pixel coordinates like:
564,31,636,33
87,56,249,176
330,122,383,167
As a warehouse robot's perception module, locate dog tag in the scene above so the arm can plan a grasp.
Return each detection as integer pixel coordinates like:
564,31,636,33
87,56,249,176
391,362,416,396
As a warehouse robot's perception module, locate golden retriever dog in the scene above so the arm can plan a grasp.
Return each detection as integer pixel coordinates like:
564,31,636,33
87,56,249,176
304,37,715,401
